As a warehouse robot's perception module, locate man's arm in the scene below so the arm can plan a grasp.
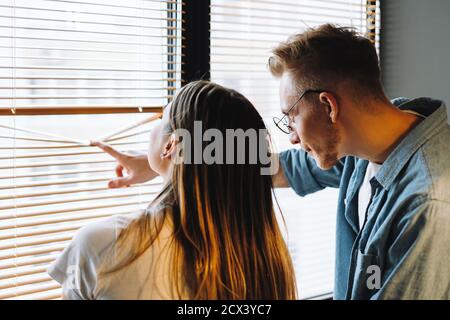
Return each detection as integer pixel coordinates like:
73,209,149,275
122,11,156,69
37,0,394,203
275,149,345,195
370,199,450,299
272,156,290,188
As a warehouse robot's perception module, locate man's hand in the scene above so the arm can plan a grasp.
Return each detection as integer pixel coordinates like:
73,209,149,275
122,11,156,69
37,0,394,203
90,140,159,188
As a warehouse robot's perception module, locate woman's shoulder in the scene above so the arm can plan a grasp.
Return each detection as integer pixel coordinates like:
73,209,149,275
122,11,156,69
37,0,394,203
75,206,173,258
73,210,146,259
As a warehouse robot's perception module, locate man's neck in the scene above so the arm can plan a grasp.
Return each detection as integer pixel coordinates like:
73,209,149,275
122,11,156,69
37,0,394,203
348,102,422,164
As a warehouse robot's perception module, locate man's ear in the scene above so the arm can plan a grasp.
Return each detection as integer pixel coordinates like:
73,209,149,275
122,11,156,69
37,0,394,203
160,133,179,159
319,92,339,124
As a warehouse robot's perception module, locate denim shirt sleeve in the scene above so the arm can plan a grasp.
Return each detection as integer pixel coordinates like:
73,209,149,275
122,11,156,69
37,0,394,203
279,149,345,196
370,199,450,300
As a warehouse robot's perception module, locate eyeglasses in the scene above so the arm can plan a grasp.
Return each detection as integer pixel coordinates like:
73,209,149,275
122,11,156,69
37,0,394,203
273,89,323,134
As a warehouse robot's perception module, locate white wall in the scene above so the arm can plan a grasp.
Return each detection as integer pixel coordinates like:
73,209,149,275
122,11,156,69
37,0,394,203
380,0,450,121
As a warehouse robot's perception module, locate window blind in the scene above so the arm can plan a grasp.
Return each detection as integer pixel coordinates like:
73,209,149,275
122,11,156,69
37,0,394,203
210,0,380,299
0,0,182,113
0,0,182,299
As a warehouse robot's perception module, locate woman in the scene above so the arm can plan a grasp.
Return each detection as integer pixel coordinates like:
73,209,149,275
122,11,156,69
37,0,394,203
48,81,297,299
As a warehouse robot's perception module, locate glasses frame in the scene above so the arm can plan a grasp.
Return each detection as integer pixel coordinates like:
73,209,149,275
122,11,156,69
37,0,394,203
273,89,324,134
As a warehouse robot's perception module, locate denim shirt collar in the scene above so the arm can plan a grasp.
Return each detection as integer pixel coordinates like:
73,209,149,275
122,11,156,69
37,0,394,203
375,98,447,190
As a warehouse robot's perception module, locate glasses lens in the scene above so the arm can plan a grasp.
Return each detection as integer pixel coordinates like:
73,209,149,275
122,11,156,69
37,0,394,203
273,117,290,134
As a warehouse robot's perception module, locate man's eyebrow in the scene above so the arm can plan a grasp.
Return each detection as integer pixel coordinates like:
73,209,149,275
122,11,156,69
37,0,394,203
281,103,291,115
282,94,303,115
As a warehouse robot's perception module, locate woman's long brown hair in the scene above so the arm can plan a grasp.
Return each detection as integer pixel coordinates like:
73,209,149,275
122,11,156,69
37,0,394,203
101,81,297,299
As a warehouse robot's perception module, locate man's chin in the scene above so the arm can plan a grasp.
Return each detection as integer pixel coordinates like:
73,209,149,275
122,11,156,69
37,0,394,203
314,156,338,170
317,163,333,170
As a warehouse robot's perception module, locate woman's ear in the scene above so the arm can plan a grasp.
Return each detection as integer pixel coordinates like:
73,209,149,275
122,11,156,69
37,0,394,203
319,92,339,124
160,133,179,160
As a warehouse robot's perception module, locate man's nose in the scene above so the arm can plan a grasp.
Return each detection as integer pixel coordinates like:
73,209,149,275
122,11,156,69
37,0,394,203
289,131,300,145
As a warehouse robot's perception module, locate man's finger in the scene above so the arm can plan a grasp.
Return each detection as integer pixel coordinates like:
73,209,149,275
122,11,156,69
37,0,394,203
90,140,124,161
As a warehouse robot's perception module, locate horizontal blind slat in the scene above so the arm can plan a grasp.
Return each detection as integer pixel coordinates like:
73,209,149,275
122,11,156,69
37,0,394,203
0,171,156,187
0,265,48,281
5,288,62,300
0,35,182,47
0,44,182,56
0,181,160,200
0,243,68,261
211,3,365,18
1,1,179,14
0,85,176,90
0,25,181,40
0,254,59,270
0,140,146,151
0,282,61,300
0,159,116,170
0,222,86,241
0,233,74,250
0,274,55,291
0,4,182,22
217,0,363,8
0,190,157,210
0,65,179,72
0,14,180,32
0,200,146,222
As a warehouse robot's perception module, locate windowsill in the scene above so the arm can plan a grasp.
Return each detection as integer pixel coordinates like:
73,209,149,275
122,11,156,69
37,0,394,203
304,292,334,300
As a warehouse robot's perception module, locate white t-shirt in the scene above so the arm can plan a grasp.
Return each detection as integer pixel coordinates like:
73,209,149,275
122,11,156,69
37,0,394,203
47,211,186,299
357,161,381,230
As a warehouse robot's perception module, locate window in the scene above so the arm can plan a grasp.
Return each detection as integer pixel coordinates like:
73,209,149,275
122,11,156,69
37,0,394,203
210,0,380,299
0,0,182,299
0,0,380,300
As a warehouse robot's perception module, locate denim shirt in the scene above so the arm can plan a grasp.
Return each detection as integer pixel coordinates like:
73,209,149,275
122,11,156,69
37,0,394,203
280,97,450,300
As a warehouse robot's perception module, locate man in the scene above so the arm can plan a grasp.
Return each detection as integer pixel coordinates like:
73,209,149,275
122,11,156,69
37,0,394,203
93,24,450,299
